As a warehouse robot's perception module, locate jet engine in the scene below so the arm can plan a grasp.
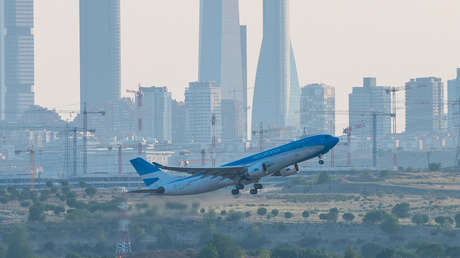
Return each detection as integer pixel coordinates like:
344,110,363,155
246,162,268,178
273,164,299,177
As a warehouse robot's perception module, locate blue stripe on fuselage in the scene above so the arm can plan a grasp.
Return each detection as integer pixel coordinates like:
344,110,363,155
167,135,327,185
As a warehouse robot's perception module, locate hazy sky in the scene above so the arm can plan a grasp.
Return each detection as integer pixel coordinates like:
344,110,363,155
35,0,460,131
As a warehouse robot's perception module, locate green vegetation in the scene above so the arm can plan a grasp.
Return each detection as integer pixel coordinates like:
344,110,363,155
271,194,353,203
392,202,410,218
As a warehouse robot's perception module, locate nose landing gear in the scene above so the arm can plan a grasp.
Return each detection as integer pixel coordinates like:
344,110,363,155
318,155,325,165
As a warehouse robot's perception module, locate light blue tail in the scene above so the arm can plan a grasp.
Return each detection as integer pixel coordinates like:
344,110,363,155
130,158,176,188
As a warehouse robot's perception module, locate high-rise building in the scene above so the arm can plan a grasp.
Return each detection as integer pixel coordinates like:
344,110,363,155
252,0,300,132
172,100,186,145
139,86,172,143
405,77,444,134
448,69,460,131
80,0,120,114
349,78,391,138
0,0,35,121
300,84,335,136
185,82,222,145
198,0,246,140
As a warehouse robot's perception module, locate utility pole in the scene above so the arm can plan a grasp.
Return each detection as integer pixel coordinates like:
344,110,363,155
118,144,122,175
211,114,216,167
73,127,77,177
372,113,377,168
83,102,88,175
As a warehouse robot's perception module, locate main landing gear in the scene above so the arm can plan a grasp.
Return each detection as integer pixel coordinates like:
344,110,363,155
231,183,245,195
250,183,263,195
318,155,325,165
231,183,263,195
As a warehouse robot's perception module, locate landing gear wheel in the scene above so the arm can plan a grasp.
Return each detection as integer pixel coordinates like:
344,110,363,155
250,188,258,195
254,183,263,190
236,184,244,190
231,189,240,195
319,160,324,165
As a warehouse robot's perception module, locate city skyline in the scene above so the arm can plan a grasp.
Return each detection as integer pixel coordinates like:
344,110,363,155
34,0,460,132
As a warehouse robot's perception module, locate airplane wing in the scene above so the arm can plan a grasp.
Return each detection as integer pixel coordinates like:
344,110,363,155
152,162,247,179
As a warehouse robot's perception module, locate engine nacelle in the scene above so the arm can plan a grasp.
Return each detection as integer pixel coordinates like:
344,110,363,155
273,164,299,177
246,162,268,178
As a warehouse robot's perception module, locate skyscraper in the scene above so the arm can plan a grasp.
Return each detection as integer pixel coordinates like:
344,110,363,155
252,0,300,132
0,0,35,121
185,81,222,145
348,78,391,138
80,0,120,113
198,0,246,140
300,83,335,136
405,77,444,134
448,69,460,132
139,86,172,143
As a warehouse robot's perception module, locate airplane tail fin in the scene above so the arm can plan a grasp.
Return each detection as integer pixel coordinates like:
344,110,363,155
130,158,176,188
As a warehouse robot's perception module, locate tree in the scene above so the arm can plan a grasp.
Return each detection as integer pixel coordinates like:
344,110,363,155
363,210,387,224
412,214,429,225
46,180,53,188
257,207,267,216
198,244,219,258
271,209,279,217
284,212,293,219
84,186,97,198
6,226,32,258
416,242,445,258
392,203,410,218
455,214,460,228
317,171,331,184
380,215,401,234
302,211,310,218
343,213,355,222
207,234,245,258
361,242,383,258
435,216,454,228
328,208,339,222
344,246,360,258
28,202,45,222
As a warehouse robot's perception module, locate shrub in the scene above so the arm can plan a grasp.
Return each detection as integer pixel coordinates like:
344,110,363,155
257,207,267,216
363,210,387,224
435,216,454,228
343,213,355,222
302,211,310,218
380,215,401,234
455,214,460,228
284,212,293,219
392,203,410,218
412,214,429,225
165,202,187,210
271,209,279,217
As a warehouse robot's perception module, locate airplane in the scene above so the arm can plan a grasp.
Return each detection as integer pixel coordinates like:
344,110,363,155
129,134,339,196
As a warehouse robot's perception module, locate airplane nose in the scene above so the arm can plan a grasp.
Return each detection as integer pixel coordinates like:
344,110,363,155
326,136,339,149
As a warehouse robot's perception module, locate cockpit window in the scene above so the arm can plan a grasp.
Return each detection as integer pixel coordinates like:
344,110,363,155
325,135,331,139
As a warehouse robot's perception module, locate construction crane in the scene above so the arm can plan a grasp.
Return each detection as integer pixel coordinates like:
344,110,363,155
126,87,144,156
251,123,295,152
343,122,366,167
